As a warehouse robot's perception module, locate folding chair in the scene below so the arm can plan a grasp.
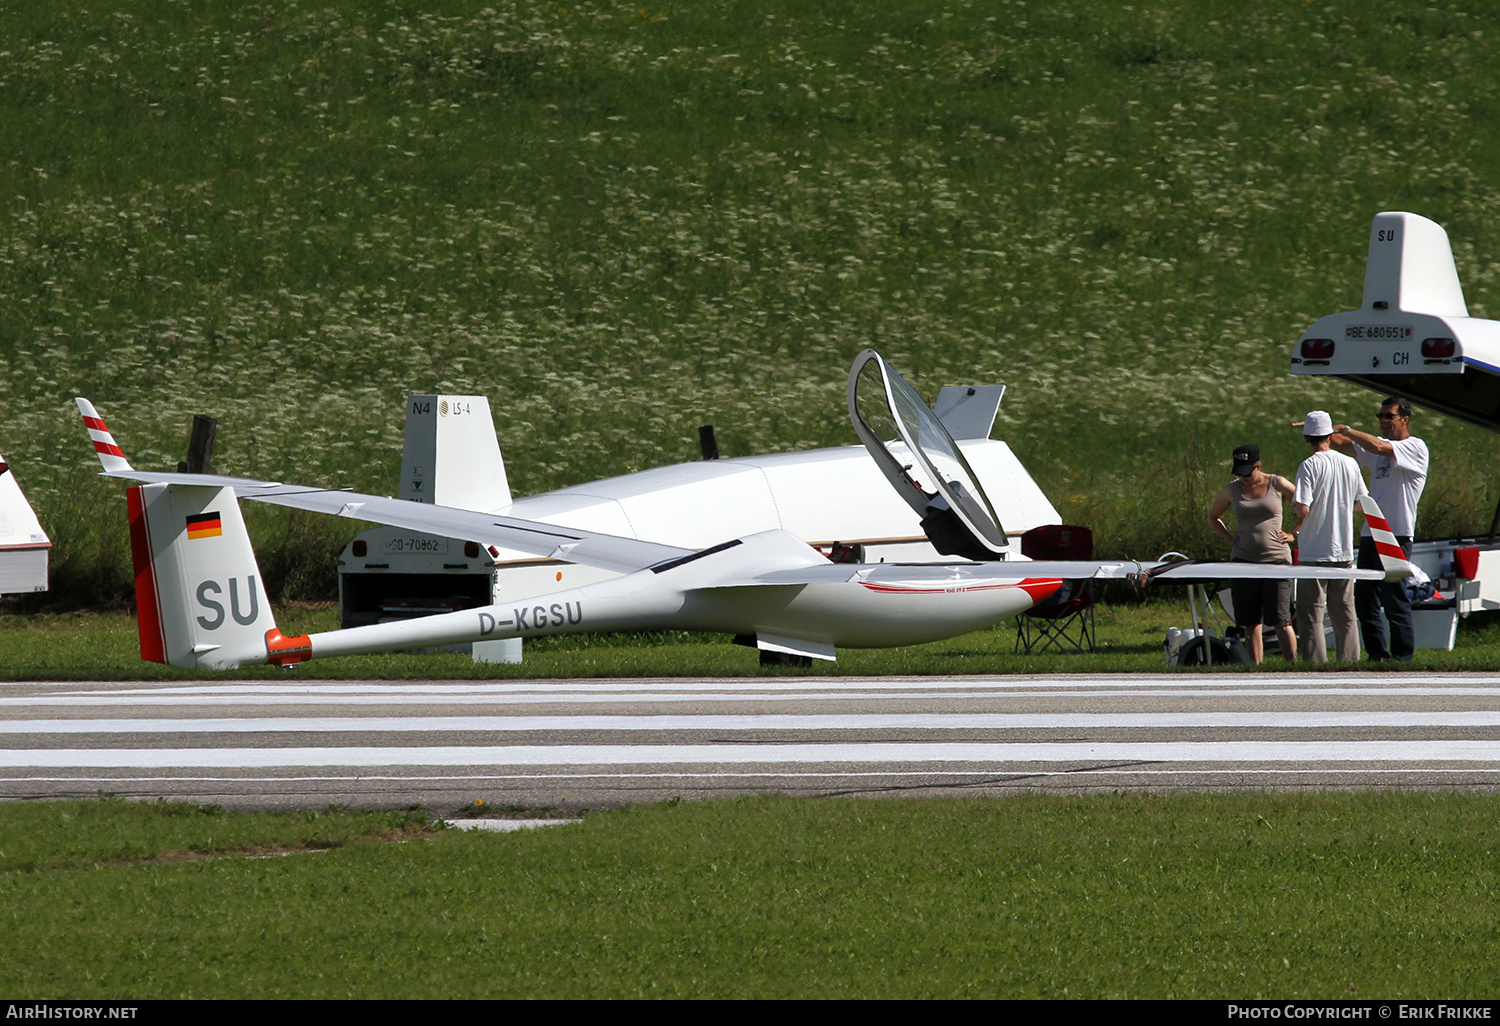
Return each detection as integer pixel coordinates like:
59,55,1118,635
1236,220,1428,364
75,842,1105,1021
1014,524,1096,654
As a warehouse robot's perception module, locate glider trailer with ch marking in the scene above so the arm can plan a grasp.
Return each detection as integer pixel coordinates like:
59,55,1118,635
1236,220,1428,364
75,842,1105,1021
1291,210,1500,647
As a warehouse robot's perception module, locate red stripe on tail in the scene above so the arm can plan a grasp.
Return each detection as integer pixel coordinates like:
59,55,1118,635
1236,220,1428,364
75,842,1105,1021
126,487,167,664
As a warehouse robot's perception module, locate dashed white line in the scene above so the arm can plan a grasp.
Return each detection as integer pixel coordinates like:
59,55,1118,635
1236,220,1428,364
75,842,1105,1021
5,740,1500,768
5,710,1500,734
6,687,1500,708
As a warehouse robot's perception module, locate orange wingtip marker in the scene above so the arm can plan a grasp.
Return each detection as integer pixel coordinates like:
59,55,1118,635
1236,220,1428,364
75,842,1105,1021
265,628,313,666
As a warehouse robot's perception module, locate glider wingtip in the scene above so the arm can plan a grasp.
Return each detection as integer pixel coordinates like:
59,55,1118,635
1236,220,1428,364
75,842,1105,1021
76,397,135,473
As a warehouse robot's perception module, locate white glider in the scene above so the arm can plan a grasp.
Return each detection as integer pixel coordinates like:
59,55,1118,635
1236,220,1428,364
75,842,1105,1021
77,352,1408,670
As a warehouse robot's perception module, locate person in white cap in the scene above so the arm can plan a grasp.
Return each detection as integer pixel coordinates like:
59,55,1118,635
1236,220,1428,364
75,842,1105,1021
1293,410,1370,663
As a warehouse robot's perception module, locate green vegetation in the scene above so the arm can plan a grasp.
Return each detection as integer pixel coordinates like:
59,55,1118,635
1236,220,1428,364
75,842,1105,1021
0,797,435,873
4,0,1500,607
1,794,1496,998
7,602,1500,677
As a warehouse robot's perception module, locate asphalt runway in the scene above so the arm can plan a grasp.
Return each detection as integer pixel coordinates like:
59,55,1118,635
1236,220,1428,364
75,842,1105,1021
2,672,1499,812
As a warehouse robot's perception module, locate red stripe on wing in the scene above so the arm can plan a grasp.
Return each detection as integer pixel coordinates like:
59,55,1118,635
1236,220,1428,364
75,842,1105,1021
1375,540,1407,561
858,577,1064,600
1019,578,1066,603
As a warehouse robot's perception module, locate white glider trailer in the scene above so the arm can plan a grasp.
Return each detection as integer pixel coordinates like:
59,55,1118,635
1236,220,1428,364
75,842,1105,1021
337,386,1061,662
1291,210,1500,648
0,453,50,596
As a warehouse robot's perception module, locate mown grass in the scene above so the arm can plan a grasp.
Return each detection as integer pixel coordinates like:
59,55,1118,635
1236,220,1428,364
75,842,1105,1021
6,601,1500,678
5,0,1500,607
0,794,1496,998
0,797,435,873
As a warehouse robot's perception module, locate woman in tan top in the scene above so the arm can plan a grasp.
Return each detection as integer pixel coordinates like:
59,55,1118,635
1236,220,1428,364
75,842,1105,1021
1207,443,1298,663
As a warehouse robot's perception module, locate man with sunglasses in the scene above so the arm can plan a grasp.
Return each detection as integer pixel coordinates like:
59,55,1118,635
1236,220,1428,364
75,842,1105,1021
1332,398,1429,661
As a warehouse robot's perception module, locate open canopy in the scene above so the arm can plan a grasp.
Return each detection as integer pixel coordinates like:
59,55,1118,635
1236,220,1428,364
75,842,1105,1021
846,349,1009,560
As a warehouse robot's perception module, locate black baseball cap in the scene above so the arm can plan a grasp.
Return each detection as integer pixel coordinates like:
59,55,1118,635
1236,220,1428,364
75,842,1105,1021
1232,444,1260,476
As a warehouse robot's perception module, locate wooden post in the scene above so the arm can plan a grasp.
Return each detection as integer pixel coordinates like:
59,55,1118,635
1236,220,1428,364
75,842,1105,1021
177,414,218,474
698,424,719,461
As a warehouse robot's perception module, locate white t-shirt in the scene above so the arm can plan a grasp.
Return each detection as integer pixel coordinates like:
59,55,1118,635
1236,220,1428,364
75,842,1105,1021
1295,449,1369,562
1356,435,1428,538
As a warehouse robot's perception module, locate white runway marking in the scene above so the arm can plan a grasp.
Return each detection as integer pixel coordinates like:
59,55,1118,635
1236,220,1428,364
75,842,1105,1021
12,768,1500,785
6,674,1499,802
5,673,1497,695
5,710,1500,734
7,740,1500,768
7,686,1500,708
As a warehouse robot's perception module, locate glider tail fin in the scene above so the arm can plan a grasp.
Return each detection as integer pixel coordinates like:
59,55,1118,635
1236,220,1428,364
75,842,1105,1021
76,398,134,474
399,394,511,510
1359,493,1414,583
1362,211,1468,317
128,482,284,669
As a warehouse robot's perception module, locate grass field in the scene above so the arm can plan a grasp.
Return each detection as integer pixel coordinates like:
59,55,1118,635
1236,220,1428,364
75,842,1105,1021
7,601,1500,678
1,794,1496,999
4,0,1500,607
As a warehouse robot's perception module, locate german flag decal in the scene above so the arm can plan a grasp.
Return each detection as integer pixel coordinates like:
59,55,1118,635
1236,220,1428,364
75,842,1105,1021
185,511,223,540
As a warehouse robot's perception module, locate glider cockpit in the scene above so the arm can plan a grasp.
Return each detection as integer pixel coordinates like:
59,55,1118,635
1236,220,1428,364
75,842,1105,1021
847,349,1009,562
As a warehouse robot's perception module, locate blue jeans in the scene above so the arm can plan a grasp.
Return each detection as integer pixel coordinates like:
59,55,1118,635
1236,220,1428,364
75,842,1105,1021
1355,535,1414,660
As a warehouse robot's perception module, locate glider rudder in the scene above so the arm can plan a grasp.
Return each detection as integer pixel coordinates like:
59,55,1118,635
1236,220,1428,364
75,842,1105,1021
126,482,278,669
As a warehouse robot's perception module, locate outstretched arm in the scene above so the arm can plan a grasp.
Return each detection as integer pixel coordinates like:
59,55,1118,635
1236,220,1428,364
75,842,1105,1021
1332,423,1394,457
